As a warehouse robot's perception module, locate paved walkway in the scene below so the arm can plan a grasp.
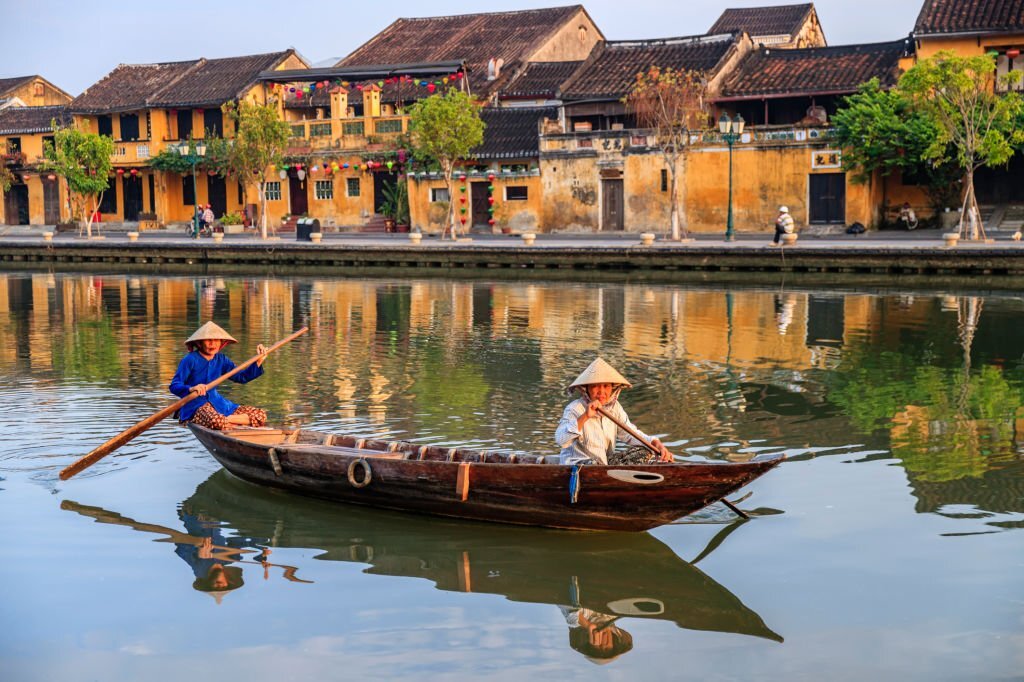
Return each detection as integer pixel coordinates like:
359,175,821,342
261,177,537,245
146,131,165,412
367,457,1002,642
2,223,1018,251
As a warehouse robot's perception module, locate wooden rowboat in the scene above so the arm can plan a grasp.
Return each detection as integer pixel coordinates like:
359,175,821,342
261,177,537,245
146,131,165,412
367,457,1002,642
189,424,784,532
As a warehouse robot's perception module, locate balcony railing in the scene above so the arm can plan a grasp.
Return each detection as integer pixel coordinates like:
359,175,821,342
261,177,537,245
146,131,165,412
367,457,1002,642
110,141,152,163
287,115,409,151
540,124,836,153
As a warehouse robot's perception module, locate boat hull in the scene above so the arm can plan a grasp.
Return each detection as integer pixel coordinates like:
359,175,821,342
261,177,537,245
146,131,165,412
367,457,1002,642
189,424,783,532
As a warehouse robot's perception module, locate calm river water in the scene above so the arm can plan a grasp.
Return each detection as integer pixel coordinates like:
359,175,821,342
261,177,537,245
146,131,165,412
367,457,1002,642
1,270,1021,681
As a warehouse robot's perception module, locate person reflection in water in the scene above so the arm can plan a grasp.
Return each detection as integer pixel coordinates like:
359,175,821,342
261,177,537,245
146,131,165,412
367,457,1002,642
174,509,253,604
560,606,634,664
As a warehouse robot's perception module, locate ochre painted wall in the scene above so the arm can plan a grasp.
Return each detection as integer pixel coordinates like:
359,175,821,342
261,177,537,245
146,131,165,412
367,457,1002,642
540,138,879,233
916,34,1024,60
529,9,604,62
3,78,71,107
408,173,543,234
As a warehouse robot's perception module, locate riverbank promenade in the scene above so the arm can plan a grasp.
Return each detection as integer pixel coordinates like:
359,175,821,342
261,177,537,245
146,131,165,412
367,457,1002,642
3,224,1024,282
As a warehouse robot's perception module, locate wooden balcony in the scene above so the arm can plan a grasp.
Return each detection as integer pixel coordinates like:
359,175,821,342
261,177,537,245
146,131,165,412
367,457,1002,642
540,124,838,154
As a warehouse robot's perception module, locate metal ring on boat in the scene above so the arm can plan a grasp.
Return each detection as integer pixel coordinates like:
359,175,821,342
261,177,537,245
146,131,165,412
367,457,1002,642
348,458,372,488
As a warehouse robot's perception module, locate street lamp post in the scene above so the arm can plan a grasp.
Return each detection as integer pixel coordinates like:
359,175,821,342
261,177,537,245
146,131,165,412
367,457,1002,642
176,140,206,235
718,113,744,242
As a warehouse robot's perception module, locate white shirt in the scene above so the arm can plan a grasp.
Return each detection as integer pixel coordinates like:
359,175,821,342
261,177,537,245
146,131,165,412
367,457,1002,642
555,397,649,465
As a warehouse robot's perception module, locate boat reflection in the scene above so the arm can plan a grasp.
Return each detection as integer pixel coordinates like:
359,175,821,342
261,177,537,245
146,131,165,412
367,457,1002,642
63,470,783,654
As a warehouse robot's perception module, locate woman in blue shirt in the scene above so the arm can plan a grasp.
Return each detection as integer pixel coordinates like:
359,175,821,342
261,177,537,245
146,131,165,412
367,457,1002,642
170,321,268,430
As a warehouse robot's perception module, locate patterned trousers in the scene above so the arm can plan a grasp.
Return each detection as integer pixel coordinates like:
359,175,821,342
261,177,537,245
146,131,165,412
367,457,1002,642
189,402,267,430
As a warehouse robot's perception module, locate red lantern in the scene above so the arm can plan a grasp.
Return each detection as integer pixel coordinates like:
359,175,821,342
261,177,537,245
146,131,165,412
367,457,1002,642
116,168,125,175
488,197,495,205
459,197,466,204
459,175,467,182
1008,49,1021,59
427,83,436,94
487,173,495,181
47,173,56,181
130,168,138,175
488,218,495,226
460,217,466,224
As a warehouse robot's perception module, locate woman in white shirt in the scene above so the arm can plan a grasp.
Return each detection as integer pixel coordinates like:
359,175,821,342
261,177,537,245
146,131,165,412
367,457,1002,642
555,357,672,465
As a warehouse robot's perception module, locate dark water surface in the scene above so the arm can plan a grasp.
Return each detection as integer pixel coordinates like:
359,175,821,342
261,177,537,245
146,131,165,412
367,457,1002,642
1,272,1021,681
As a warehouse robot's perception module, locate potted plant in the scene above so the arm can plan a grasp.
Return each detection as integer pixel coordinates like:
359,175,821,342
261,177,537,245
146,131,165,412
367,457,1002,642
380,180,410,233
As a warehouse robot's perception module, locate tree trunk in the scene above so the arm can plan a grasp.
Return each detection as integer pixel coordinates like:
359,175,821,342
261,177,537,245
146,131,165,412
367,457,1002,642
443,164,455,240
668,163,680,241
258,182,268,240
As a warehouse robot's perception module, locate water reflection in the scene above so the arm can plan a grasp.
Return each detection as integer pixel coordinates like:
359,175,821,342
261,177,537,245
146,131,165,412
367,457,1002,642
2,272,1023,532
63,469,784,657
61,498,312,604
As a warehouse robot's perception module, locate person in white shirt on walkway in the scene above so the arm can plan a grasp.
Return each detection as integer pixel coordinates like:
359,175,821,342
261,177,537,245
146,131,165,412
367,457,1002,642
555,357,671,465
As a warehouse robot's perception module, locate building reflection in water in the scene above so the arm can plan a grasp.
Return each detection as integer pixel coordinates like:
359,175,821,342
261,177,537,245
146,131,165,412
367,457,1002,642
61,470,783,660
4,272,1023,527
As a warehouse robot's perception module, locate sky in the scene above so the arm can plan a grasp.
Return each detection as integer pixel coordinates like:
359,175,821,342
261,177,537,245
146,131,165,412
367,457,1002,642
2,0,925,97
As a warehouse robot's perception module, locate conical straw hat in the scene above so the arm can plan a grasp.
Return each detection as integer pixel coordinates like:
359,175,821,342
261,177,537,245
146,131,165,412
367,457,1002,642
185,321,237,349
567,357,632,393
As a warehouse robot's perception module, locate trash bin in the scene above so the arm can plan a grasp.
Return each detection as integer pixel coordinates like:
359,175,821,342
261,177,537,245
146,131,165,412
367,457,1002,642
296,218,320,241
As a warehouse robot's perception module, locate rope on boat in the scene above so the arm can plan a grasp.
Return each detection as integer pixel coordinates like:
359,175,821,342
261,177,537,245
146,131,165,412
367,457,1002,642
267,448,283,476
347,458,372,488
569,463,583,504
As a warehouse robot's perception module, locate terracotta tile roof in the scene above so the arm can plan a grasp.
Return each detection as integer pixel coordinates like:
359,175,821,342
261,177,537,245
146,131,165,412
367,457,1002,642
502,61,583,99
914,0,1024,35
719,39,910,98
560,34,737,101
337,6,587,95
72,51,294,114
474,106,557,158
149,51,294,107
72,61,198,114
0,105,70,135
0,76,36,97
709,4,814,37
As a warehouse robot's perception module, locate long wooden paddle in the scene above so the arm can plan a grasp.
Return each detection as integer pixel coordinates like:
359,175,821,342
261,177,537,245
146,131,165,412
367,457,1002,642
594,404,749,519
59,326,309,481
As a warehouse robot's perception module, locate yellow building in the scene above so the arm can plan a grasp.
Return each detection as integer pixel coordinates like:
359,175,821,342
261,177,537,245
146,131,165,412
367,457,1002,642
68,50,307,225
0,76,73,226
1,105,72,225
911,0,1024,209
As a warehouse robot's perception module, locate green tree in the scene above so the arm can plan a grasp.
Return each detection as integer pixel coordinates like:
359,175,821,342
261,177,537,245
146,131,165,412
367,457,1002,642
898,51,1024,239
833,79,960,219
0,165,13,192
408,89,485,239
217,101,292,239
41,123,114,238
625,66,709,240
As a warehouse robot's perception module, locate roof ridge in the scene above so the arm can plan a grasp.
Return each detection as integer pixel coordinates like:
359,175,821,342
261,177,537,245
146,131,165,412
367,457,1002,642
759,37,910,54
606,33,736,47
393,4,581,23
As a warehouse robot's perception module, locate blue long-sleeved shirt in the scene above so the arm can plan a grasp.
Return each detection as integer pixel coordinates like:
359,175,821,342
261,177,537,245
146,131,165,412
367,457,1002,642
169,351,264,422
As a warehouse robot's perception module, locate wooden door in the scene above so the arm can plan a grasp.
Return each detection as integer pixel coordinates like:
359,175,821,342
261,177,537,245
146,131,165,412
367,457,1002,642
207,175,227,218
43,179,60,224
4,184,29,225
602,179,624,231
288,172,308,215
809,173,846,224
122,175,143,221
471,181,490,230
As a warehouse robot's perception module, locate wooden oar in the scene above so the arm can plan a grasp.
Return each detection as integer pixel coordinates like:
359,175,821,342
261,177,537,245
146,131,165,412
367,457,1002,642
59,326,309,481
594,404,749,519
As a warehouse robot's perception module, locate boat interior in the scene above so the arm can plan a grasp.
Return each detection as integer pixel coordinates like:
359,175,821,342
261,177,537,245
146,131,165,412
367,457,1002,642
221,426,562,465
